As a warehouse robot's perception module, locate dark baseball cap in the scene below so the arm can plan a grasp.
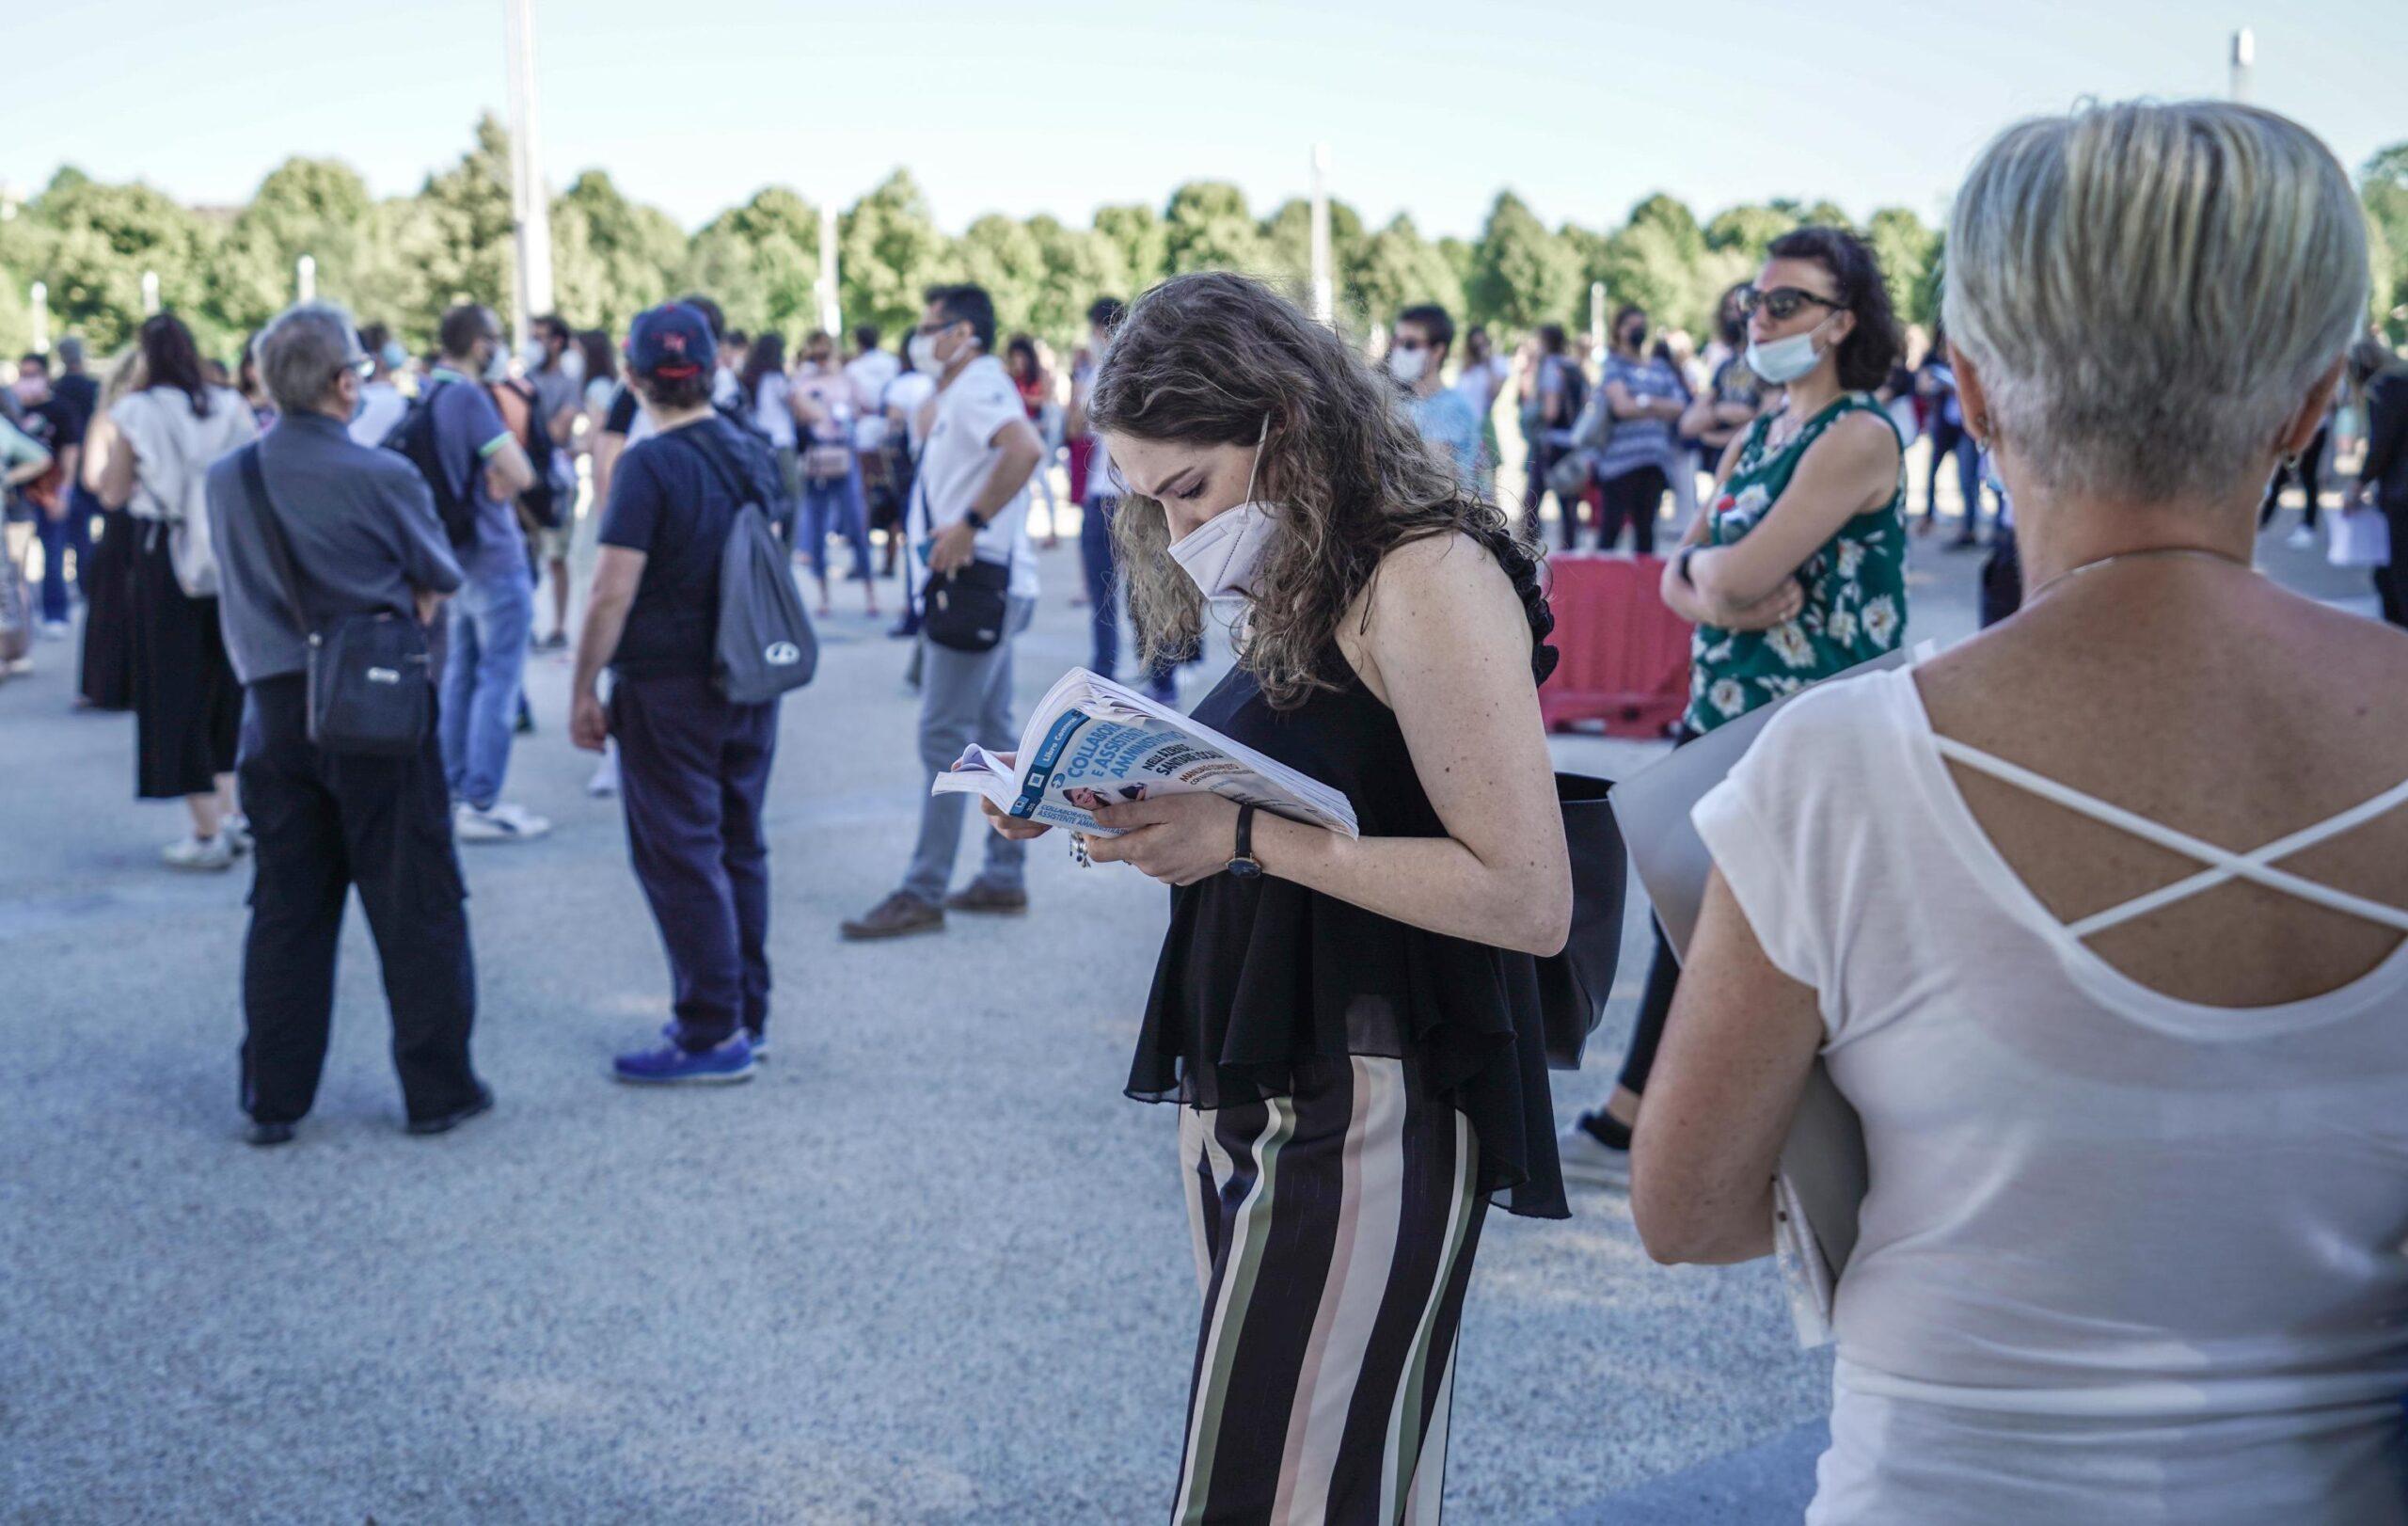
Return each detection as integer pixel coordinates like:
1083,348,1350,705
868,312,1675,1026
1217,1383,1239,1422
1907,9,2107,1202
626,303,716,380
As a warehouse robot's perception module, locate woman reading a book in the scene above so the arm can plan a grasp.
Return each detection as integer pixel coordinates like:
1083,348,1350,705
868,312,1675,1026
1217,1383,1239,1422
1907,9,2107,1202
1634,102,2408,1523
983,270,1571,1522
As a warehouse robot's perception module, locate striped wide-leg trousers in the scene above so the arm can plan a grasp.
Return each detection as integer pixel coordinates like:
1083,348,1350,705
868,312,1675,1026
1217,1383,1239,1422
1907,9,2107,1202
1171,1055,1488,1526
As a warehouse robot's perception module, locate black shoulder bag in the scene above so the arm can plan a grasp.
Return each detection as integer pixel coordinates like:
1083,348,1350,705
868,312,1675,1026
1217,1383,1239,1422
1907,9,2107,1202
237,443,433,756
919,472,1016,654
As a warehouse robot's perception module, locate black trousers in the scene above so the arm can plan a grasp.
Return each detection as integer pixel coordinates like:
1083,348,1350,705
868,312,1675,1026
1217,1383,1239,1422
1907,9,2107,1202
2259,423,2330,529
1979,525,2024,628
2376,498,2408,630
610,672,778,1048
1595,465,1667,555
130,526,240,799
237,676,480,1125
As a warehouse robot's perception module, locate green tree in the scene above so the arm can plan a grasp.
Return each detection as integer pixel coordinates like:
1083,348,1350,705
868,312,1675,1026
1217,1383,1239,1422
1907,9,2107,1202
2363,142,2408,339
947,213,1047,338
1467,190,1582,332
1092,202,1167,294
1259,195,1366,297
547,170,686,335
402,114,516,339
683,186,823,340
1024,214,1129,346
1864,206,1941,329
1161,181,1268,277
1703,203,1797,256
210,157,374,335
838,169,949,342
27,171,221,353
1343,214,1464,337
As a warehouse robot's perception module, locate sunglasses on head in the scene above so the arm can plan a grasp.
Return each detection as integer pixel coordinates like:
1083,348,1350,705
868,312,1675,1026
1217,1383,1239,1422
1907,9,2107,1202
1740,285,1845,322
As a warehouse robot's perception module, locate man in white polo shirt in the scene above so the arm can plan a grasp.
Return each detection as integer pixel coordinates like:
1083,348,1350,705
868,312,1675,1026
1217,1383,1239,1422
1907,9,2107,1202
842,283,1045,940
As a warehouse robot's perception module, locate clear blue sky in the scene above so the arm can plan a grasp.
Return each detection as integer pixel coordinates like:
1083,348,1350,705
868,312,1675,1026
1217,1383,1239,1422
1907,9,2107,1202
14,0,2406,236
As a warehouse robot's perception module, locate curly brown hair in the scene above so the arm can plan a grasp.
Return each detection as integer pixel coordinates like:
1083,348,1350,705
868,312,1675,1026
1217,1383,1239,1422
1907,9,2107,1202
1088,272,1543,708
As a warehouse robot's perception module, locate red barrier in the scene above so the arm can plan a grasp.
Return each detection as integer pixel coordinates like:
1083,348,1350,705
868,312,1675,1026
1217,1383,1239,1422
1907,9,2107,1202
1541,552,1694,737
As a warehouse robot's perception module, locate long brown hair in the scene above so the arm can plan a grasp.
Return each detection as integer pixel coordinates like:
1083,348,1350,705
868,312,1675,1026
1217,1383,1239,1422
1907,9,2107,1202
1088,272,1543,708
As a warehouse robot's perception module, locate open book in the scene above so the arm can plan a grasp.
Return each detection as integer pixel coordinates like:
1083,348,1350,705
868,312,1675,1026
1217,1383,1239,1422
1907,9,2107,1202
931,668,1360,839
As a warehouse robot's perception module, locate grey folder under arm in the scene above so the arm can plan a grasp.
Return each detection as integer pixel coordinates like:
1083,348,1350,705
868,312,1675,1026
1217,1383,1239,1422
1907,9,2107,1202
1608,648,1914,1314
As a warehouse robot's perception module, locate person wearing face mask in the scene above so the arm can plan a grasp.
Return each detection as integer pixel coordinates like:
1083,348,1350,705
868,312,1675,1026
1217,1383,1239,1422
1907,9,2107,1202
841,283,1045,941
421,304,545,844
1392,302,1482,487
792,330,880,619
1678,282,1772,485
1586,304,1689,553
1558,227,1908,1188
983,271,1571,1520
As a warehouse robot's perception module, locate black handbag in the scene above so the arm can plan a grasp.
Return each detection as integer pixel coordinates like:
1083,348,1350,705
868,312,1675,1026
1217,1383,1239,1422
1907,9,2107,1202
1534,771,1627,1071
237,444,432,757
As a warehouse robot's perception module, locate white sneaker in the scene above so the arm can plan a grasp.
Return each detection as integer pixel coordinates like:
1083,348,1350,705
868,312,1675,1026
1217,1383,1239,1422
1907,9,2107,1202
586,752,619,798
455,801,552,844
38,620,69,642
2285,525,2317,550
1557,1116,1633,1188
221,815,254,856
162,834,236,872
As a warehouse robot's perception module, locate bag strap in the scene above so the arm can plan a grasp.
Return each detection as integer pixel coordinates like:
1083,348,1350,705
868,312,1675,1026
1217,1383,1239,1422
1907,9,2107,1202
673,421,764,510
236,442,315,636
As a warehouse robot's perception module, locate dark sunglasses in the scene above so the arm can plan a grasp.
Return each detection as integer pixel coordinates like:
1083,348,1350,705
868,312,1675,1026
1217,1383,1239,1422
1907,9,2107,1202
1740,285,1845,322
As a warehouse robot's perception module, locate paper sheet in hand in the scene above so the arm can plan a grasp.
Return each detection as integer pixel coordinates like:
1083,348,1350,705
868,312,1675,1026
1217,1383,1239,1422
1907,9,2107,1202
932,667,1358,840
1610,647,1916,1347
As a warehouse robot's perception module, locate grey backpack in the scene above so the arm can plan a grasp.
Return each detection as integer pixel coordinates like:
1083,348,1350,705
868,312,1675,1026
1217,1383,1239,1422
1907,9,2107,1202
681,427,817,704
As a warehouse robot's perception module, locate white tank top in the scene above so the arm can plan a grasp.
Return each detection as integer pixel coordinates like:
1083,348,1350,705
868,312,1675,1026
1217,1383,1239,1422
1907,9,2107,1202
1691,665,2408,1522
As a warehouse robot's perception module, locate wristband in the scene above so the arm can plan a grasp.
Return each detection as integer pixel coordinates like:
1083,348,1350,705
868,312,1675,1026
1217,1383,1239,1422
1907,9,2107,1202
1676,546,1700,586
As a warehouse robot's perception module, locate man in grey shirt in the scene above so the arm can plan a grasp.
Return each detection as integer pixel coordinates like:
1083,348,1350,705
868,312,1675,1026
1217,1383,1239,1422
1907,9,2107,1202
203,302,491,1148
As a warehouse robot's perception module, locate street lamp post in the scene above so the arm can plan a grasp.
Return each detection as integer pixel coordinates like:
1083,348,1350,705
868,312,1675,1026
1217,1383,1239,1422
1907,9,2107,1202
296,254,317,305
141,271,160,317
503,0,556,351
1590,281,1607,358
817,202,841,337
1309,143,1334,326
2230,28,2254,103
29,281,47,354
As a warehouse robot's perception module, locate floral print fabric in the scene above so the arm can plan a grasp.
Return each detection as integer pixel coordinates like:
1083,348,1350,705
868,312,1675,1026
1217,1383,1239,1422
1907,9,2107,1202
1686,392,1908,733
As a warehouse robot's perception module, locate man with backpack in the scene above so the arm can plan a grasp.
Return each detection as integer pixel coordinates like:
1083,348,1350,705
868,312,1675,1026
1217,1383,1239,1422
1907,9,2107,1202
568,303,795,1086
397,305,546,843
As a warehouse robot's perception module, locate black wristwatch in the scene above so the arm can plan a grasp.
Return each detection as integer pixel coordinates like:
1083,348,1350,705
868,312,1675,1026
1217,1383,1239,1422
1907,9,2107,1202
963,508,990,532
1676,545,1700,585
1226,804,1264,880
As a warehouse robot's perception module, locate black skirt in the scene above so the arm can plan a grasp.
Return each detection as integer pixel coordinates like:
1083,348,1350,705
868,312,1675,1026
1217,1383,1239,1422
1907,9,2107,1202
77,497,135,711
129,524,239,800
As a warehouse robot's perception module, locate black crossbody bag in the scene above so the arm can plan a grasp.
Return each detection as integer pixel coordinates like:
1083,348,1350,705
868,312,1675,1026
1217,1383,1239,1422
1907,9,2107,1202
919,470,1017,653
237,443,432,757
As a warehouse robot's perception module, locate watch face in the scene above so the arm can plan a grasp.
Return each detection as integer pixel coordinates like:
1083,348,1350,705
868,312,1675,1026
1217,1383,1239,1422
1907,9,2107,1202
1226,857,1264,881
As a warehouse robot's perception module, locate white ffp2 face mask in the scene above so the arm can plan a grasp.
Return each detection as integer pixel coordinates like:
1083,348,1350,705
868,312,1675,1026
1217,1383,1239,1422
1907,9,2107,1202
1387,346,1428,385
1164,420,1276,630
907,332,942,375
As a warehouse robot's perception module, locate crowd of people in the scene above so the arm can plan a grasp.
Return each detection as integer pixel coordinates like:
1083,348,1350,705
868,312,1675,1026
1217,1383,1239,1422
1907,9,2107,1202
1,93,2405,1524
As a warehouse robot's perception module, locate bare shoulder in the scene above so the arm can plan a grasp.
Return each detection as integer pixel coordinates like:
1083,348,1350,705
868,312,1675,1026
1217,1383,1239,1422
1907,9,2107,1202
1808,407,1903,466
1361,531,1523,632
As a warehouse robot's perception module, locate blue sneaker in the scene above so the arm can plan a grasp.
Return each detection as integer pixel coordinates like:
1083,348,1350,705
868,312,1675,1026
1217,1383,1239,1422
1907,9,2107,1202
657,1021,767,1063
613,1032,755,1086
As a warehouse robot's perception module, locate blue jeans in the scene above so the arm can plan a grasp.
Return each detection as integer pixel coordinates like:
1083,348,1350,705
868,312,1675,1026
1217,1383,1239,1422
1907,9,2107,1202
439,566,534,809
800,463,874,584
1079,496,1175,692
38,488,97,623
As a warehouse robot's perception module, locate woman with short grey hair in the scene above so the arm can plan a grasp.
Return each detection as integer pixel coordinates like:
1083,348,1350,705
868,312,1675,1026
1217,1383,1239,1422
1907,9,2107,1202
1635,101,2408,1523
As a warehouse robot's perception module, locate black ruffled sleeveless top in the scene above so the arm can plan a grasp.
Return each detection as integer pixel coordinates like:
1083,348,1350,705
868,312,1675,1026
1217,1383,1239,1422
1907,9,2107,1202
1128,530,1568,1219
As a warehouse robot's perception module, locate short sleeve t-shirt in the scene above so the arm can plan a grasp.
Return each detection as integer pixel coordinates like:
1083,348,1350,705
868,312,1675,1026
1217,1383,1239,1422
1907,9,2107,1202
750,371,798,451
1405,388,1481,485
597,415,782,679
911,354,1037,600
51,374,98,446
425,370,522,580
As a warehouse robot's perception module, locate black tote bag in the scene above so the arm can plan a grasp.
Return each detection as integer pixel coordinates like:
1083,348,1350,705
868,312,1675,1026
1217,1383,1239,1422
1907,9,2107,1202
1535,771,1627,1071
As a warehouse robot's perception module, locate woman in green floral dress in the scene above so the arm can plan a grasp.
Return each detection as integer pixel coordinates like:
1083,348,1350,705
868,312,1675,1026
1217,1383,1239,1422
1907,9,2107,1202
1559,225,1909,1188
